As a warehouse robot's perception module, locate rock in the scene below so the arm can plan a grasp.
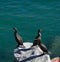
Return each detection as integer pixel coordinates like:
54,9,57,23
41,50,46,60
14,42,51,62
51,57,60,62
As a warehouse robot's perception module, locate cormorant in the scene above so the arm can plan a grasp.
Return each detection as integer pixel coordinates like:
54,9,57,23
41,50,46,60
32,29,42,46
13,27,23,47
32,29,49,54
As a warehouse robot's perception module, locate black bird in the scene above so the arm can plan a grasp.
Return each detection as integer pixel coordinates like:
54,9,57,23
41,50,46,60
32,29,49,54
13,27,23,47
32,29,42,46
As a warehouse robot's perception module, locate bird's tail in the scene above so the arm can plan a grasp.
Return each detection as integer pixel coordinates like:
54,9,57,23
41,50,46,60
44,51,51,55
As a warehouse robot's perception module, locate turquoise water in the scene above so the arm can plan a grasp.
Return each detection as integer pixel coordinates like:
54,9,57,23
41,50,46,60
0,0,60,62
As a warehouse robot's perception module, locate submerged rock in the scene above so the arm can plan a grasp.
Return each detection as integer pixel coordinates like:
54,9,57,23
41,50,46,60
14,42,51,62
51,57,60,62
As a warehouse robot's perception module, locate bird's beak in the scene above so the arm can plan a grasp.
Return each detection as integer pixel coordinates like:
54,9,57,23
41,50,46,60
12,28,14,31
40,29,42,32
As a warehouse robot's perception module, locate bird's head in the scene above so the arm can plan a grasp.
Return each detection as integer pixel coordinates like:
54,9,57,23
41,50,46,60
38,29,42,36
38,29,42,33
12,27,17,32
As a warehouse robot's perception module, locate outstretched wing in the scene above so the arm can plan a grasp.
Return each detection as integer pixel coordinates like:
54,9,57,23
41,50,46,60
41,43,47,50
38,43,48,53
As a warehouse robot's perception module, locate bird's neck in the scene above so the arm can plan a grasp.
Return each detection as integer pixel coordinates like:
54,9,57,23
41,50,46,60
14,30,17,35
38,32,41,36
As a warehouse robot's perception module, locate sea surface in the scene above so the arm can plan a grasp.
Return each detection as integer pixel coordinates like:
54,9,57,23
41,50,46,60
0,0,60,62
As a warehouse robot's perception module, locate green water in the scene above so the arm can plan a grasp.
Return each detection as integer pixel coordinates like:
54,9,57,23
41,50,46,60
0,0,60,62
